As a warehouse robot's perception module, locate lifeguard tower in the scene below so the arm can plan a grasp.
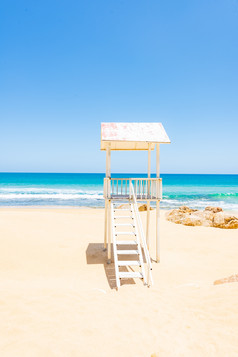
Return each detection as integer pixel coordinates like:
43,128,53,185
101,123,170,288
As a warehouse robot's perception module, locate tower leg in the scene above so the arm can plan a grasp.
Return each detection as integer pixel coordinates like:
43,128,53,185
104,199,108,251
156,201,160,263
146,200,150,249
107,200,111,264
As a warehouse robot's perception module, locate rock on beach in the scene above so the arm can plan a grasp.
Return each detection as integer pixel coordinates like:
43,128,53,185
166,206,238,229
214,274,238,285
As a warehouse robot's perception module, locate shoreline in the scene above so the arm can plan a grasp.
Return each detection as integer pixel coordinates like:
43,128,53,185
0,205,237,216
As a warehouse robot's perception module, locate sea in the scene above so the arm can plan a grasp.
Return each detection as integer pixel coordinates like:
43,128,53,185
0,173,237,211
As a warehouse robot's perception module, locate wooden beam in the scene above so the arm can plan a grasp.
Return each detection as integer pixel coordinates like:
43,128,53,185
104,199,108,250
156,144,160,262
107,200,111,263
108,146,111,178
156,143,160,177
105,144,111,253
106,145,111,178
148,144,151,178
146,144,151,248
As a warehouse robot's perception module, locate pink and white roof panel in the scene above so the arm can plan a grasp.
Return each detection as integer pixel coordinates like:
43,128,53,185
101,122,170,150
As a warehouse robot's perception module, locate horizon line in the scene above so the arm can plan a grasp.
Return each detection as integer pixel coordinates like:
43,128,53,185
0,172,238,175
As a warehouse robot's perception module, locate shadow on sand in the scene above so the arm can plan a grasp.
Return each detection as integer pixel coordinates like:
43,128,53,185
86,243,136,289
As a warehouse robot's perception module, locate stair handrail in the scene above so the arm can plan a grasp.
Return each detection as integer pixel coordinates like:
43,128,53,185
129,181,153,286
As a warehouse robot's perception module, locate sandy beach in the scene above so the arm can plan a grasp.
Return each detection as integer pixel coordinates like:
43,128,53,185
0,207,237,357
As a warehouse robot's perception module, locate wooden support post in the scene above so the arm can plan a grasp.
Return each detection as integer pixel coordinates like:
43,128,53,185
106,145,111,178
104,147,109,251
156,201,160,262
156,144,160,177
107,199,111,264
156,144,160,262
146,144,151,248
106,144,111,262
104,199,108,250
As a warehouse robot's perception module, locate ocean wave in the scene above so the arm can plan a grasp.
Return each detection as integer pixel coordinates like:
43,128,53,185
0,187,102,194
210,192,238,198
163,192,238,200
0,193,103,200
0,186,237,210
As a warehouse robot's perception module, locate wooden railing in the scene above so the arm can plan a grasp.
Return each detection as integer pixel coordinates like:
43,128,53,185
130,181,153,287
104,178,162,200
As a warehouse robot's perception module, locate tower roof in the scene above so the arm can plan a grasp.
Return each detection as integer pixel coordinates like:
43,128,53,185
101,122,170,150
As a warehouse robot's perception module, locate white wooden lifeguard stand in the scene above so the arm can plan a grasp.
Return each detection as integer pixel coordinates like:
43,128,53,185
101,123,170,288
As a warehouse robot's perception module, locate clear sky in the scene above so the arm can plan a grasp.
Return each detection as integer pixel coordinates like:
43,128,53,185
1,0,238,174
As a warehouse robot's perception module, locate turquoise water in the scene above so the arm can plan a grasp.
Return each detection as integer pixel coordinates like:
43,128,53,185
0,173,237,210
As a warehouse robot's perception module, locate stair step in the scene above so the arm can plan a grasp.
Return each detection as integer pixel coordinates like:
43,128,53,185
118,261,140,266
117,250,139,255
119,272,143,279
115,232,136,235
114,223,134,226
114,216,134,219
116,240,137,245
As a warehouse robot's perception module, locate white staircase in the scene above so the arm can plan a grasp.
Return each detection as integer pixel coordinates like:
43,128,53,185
110,183,153,289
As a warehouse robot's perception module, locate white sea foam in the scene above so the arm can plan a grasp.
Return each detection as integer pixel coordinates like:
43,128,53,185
0,187,237,210
0,187,101,194
0,193,103,200
0,192,103,200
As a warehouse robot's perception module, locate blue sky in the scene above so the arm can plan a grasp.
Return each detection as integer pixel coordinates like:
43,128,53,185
1,0,238,174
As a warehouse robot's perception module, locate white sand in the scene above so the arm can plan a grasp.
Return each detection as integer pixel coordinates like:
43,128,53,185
0,208,237,357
